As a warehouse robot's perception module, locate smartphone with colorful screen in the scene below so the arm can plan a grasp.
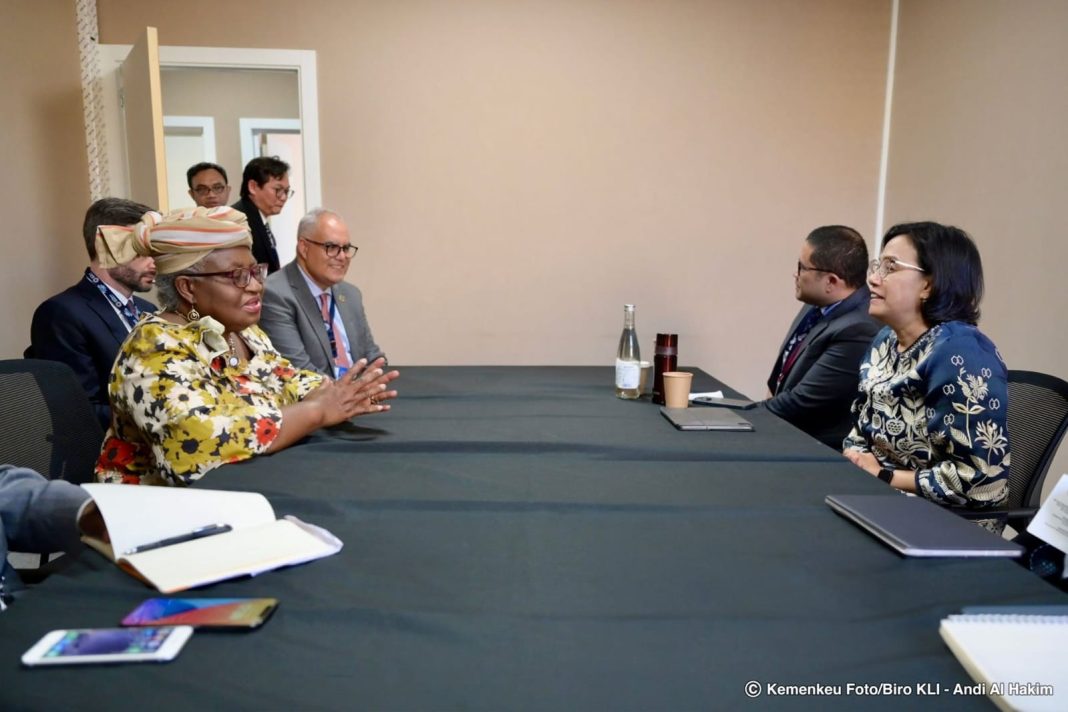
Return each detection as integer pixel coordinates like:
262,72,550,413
21,626,192,666
121,597,278,629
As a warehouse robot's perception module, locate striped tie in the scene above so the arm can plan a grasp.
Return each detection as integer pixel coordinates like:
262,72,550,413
319,292,351,370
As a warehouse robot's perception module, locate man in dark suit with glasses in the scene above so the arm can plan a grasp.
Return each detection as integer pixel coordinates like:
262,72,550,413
231,156,293,274
764,225,880,449
186,162,232,209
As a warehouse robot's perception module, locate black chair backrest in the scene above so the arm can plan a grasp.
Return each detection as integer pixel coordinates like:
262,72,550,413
1006,370,1068,510
0,359,104,484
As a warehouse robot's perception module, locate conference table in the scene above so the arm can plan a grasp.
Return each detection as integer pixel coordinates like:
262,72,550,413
2,367,1063,711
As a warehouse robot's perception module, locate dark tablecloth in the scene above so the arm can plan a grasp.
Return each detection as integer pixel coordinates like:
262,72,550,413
1,367,1061,711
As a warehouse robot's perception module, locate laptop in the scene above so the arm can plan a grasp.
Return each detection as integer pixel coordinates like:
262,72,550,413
825,493,1023,558
659,407,754,431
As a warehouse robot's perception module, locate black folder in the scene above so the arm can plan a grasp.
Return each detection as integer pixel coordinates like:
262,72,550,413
659,407,753,431
825,493,1024,558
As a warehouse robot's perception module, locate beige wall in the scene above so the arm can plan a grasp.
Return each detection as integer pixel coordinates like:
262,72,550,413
7,0,1063,489
885,0,1068,491
94,0,890,399
0,0,91,355
162,66,300,203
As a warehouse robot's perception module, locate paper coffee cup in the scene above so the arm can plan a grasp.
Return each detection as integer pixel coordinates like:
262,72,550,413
662,372,693,408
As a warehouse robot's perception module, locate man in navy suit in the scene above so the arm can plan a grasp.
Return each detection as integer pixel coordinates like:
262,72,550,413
28,198,157,429
260,209,384,377
764,225,880,449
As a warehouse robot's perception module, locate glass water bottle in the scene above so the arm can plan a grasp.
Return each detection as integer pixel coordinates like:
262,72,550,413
615,304,641,399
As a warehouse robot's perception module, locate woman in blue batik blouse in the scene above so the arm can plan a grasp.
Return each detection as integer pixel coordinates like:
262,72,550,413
843,222,1009,510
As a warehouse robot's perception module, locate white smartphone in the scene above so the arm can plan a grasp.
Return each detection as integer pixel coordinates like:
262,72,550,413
21,626,193,667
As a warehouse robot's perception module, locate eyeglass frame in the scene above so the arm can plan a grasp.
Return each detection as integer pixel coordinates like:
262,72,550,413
301,237,358,258
176,263,269,288
272,186,296,199
796,260,834,277
191,183,228,197
867,257,926,279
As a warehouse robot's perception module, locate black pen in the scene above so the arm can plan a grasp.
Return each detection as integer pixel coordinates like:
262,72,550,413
124,523,233,556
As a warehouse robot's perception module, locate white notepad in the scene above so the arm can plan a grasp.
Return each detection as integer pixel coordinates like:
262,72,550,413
940,614,1068,711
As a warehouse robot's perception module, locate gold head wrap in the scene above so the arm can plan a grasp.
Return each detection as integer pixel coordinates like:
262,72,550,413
95,206,253,274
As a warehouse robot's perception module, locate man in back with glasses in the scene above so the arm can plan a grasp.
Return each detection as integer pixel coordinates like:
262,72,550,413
763,225,880,449
186,162,232,209
260,208,384,378
231,156,293,274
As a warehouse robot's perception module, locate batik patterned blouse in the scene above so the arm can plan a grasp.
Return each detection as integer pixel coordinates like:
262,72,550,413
96,315,323,486
844,321,1009,509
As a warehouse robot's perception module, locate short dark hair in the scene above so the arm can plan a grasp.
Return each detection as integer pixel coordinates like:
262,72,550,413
82,197,153,261
883,221,984,325
240,156,290,199
186,162,228,189
806,225,869,288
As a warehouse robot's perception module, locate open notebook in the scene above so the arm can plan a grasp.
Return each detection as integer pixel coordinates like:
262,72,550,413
81,484,342,593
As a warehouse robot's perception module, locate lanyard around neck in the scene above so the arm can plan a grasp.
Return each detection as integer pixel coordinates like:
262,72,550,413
85,269,139,329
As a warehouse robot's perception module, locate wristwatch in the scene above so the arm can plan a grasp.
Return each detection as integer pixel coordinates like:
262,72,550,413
877,468,895,484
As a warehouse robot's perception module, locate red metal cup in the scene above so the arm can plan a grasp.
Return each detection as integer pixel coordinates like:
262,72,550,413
652,333,678,405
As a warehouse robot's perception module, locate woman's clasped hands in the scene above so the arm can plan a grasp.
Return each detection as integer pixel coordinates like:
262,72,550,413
306,357,400,426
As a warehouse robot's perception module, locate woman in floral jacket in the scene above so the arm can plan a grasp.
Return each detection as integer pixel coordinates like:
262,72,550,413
843,222,1008,510
93,208,399,486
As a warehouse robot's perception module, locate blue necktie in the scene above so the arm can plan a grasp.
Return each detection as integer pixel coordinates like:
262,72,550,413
776,308,822,392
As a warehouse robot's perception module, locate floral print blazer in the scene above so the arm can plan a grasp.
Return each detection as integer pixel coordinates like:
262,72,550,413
96,315,323,486
844,322,1009,509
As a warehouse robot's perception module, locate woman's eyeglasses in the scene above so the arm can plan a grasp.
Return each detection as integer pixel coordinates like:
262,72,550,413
303,238,358,258
177,264,269,288
867,257,925,279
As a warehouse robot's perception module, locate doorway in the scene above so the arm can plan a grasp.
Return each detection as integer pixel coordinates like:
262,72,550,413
97,44,321,266
162,115,216,211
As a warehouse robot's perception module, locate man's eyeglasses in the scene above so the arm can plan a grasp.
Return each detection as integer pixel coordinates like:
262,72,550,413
192,184,227,197
303,238,358,258
867,257,926,279
178,264,269,288
273,186,296,199
796,261,833,276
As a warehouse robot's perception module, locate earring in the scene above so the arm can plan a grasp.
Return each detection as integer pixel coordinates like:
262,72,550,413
186,304,201,321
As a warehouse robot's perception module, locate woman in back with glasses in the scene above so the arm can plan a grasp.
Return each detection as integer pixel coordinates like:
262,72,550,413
843,222,1009,513
93,207,399,486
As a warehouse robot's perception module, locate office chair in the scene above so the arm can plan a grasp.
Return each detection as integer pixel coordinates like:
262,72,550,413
0,359,106,578
0,359,104,484
955,370,1068,531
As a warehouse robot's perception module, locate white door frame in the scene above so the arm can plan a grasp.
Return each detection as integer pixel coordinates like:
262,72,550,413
163,115,217,162
239,118,302,167
98,45,321,211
